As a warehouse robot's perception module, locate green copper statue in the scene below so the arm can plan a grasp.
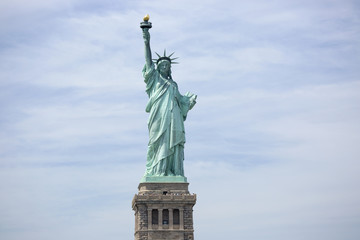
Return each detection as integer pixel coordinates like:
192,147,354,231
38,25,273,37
140,15,197,182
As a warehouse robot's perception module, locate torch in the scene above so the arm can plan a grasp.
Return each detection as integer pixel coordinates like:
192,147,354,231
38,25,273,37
140,14,152,29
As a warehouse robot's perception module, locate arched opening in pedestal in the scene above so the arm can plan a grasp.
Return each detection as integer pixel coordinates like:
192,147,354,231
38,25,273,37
162,209,169,225
173,209,180,225
152,209,158,225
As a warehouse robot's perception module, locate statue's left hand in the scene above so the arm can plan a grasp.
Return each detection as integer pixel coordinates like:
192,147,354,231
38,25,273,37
185,92,197,110
190,95,197,110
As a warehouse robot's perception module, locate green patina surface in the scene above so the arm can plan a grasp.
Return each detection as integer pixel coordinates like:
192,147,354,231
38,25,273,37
140,176,188,183
140,16,196,183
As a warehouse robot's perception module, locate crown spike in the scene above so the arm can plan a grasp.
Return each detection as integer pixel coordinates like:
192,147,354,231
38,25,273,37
168,52,175,58
153,50,179,65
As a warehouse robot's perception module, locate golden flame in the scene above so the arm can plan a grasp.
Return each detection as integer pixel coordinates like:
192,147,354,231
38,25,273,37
143,14,150,21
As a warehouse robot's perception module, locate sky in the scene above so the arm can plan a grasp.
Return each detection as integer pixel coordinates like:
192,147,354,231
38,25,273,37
0,0,360,239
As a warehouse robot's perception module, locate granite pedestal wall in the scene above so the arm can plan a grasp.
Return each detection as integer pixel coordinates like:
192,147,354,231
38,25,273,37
132,182,196,240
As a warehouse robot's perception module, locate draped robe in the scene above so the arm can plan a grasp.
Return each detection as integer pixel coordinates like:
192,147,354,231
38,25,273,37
142,64,194,177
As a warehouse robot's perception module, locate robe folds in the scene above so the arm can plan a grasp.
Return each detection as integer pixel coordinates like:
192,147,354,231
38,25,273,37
142,64,195,177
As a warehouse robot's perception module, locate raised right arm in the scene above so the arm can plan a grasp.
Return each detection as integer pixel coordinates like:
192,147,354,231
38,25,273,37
143,28,153,71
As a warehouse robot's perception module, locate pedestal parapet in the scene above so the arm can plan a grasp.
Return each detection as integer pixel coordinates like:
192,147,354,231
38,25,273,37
132,182,196,240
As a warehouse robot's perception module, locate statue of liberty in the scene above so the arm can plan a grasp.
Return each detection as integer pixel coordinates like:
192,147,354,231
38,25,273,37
140,15,197,182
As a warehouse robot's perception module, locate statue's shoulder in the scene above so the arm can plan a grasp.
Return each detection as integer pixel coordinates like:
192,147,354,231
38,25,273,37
143,64,157,79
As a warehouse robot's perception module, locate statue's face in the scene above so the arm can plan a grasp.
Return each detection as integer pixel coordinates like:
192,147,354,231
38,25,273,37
158,61,171,76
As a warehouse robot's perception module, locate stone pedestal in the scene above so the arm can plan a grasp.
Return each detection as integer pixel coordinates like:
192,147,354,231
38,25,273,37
132,182,196,240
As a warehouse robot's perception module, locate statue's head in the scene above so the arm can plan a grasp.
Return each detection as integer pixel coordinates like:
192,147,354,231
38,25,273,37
154,50,178,79
158,60,171,77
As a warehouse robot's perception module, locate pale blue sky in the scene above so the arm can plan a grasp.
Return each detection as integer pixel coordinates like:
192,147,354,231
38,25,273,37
1,0,360,239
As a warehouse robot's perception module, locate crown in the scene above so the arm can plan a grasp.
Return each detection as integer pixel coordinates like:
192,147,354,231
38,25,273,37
153,49,179,64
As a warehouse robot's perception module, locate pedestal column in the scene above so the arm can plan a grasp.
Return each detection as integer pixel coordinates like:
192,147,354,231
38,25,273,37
179,208,184,230
169,208,174,229
159,209,163,230
147,209,152,230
